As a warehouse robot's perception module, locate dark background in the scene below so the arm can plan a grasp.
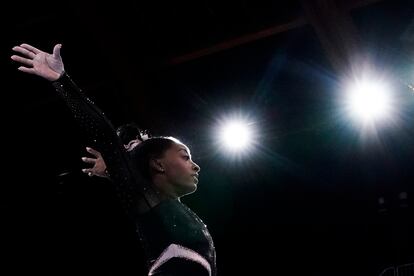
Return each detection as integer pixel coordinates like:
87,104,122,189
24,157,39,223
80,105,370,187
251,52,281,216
3,0,413,275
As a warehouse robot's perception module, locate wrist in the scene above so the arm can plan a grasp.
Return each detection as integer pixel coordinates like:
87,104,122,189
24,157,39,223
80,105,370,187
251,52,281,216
48,70,64,82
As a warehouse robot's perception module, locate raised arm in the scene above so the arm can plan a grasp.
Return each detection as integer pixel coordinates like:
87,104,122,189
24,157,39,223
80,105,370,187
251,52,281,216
11,43,154,217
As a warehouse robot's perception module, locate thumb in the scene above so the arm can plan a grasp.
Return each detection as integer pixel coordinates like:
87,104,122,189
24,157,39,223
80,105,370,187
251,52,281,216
53,44,62,58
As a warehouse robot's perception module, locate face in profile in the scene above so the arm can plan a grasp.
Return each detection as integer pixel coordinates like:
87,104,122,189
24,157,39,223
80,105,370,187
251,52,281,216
159,142,201,197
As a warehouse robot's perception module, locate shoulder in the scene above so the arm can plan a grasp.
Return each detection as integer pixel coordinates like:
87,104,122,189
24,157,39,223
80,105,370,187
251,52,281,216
149,243,211,276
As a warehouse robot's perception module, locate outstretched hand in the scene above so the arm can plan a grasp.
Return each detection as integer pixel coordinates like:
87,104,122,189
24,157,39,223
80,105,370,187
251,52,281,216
81,147,109,178
11,43,64,81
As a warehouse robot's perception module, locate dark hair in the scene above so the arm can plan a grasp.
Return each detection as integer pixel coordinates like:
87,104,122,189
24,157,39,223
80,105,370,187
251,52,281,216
116,123,149,145
129,137,180,181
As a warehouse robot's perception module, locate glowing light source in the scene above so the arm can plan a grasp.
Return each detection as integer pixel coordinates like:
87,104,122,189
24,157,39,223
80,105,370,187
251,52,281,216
345,79,393,123
219,120,253,151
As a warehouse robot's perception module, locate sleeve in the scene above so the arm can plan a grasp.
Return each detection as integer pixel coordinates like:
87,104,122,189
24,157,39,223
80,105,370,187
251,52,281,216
52,72,151,219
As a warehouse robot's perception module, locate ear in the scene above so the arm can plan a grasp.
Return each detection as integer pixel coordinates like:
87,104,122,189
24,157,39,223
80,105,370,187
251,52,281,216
149,158,164,173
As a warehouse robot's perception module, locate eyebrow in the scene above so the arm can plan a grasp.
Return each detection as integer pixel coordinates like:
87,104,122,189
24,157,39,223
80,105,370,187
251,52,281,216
178,148,191,156
178,148,188,154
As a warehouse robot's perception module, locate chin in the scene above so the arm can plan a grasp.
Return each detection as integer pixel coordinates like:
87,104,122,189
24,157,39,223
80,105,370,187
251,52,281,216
185,183,198,194
189,183,198,192
176,182,197,197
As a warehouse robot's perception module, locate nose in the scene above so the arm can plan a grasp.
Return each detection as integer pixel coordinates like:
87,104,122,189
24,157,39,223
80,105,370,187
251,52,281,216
192,161,200,173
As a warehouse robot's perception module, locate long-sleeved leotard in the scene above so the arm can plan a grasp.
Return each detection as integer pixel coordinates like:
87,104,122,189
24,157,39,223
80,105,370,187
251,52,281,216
52,73,153,218
52,73,216,276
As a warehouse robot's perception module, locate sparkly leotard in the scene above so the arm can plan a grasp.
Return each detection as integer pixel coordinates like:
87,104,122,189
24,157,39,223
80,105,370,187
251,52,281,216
52,73,216,276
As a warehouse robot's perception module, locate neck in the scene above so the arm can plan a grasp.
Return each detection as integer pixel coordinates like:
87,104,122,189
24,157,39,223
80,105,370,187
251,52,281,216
153,176,180,200
136,179,180,214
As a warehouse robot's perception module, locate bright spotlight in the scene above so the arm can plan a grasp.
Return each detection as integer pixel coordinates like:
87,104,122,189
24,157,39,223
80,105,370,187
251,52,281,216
345,79,393,123
219,119,254,152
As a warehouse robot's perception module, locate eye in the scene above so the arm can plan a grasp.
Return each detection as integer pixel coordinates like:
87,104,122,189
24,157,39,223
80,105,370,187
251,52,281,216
182,155,190,160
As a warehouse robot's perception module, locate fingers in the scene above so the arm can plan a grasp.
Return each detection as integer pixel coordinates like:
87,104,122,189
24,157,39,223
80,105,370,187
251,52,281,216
11,46,36,58
20,43,41,54
86,147,101,157
11,55,33,66
53,44,62,59
17,66,36,74
81,157,97,164
82,169,94,177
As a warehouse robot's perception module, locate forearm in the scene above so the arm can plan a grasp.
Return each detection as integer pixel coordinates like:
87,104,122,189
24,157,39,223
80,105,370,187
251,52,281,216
52,73,149,217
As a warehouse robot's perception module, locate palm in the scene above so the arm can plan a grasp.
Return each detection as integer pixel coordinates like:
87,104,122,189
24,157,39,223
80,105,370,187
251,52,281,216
32,52,62,78
11,43,64,81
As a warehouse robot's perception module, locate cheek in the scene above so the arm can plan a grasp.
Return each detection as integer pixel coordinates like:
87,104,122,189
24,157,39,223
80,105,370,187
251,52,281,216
166,162,190,181
165,161,182,175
